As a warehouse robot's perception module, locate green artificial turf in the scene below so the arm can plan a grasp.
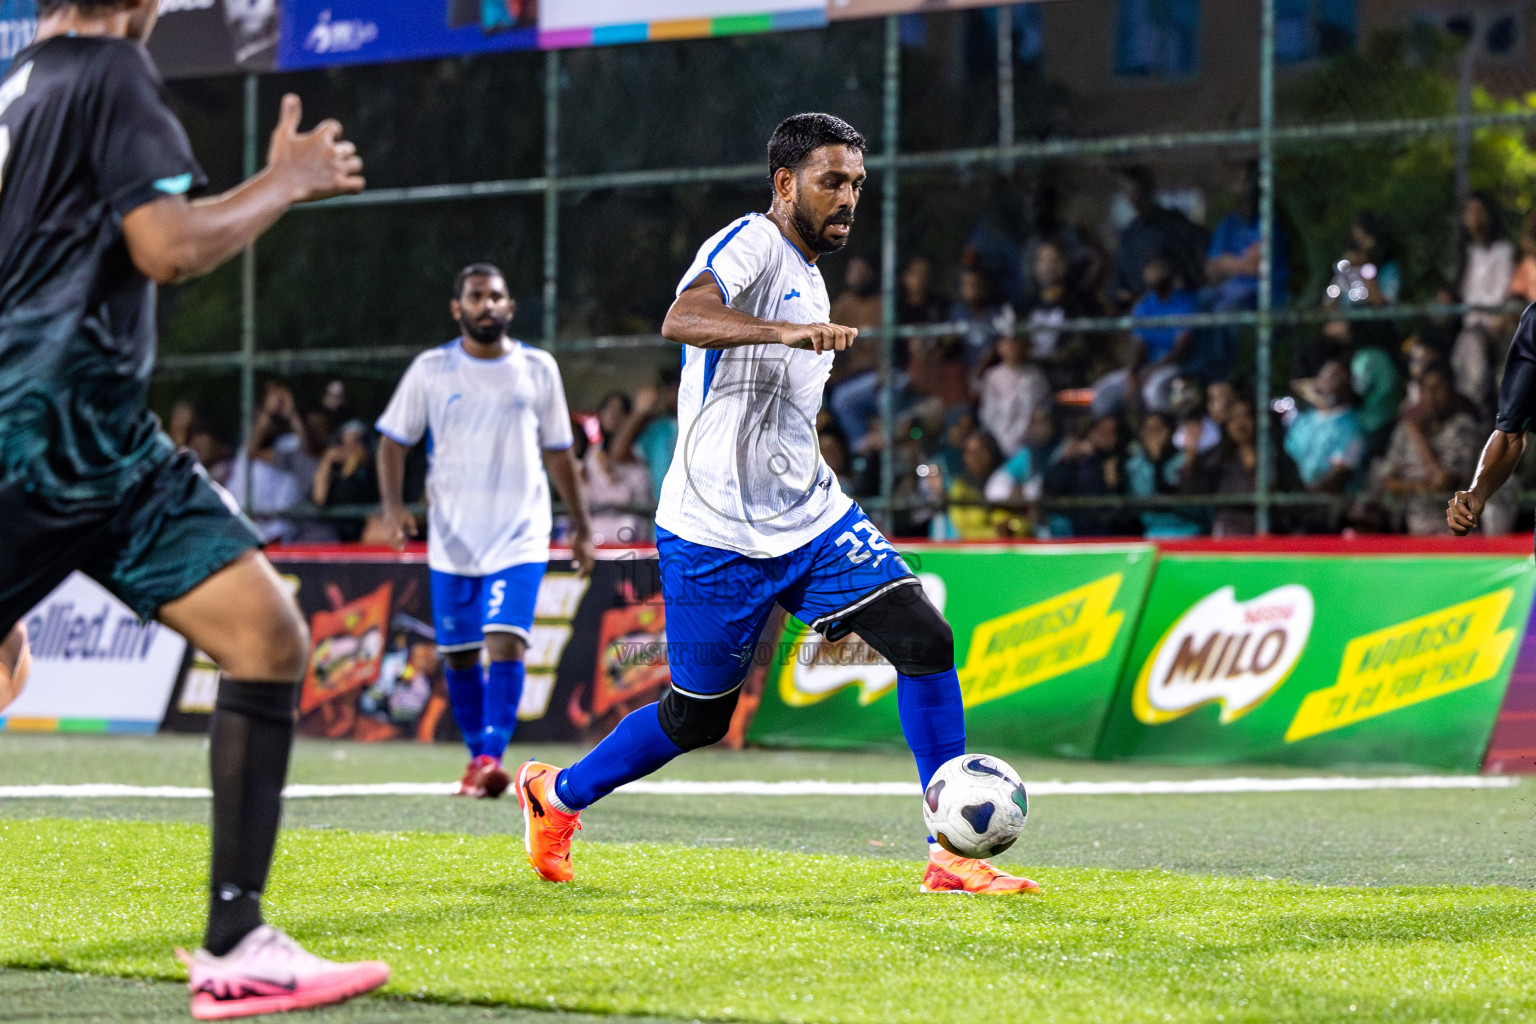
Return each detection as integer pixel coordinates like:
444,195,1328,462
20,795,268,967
2,735,1532,887
3,818,1536,1024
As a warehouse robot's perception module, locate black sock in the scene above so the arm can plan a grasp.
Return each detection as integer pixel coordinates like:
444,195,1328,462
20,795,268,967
204,679,297,957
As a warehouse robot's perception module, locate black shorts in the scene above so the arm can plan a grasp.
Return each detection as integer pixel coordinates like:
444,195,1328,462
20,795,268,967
0,448,262,632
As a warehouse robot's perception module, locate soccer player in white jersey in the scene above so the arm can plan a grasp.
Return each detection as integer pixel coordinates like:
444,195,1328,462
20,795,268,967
377,264,594,799
517,114,1038,894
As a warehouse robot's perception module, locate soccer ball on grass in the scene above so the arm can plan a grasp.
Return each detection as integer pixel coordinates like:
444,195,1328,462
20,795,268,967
921,754,1029,859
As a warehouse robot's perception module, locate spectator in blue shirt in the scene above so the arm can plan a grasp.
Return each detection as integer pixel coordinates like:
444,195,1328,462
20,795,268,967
1284,358,1366,495
1205,163,1290,312
1130,253,1199,411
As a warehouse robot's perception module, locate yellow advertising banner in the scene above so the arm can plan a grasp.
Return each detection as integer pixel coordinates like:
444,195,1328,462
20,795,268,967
957,573,1124,708
1284,588,1518,743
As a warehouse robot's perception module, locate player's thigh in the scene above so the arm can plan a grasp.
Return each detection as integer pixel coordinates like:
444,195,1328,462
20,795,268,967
657,531,777,696
157,549,308,680
481,562,543,660
781,503,920,641
430,569,485,658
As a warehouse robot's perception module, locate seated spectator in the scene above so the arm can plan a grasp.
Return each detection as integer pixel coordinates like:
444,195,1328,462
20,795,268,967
1182,393,1260,537
931,408,978,482
1125,412,1204,538
898,257,948,326
1205,379,1237,434
612,370,680,500
1167,374,1221,455
990,405,1057,505
949,266,1013,368
1326,212,1400,309
1292,319,1402,456
1133,254,1201,406
833,258,943,453
1020,238,1096,388
1111,165,1207,311
320,378,356,426
583,392,653,546
1205,161,1289,313
928,429,1008,541
1371,363,1480,536
1044,414,1130,537
226,381,317,544
831,254,883,332
977,332,1052,458
1284,358,1366,496
312,420,378,542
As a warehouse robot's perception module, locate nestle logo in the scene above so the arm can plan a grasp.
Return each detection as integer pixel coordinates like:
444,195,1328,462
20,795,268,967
1243,604,1293,624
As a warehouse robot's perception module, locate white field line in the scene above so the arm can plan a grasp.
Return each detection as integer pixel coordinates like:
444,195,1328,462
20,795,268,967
0,775,1517,800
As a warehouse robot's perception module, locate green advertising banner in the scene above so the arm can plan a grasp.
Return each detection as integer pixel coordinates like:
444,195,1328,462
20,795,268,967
747,545,1157,758
1097,555,1536,771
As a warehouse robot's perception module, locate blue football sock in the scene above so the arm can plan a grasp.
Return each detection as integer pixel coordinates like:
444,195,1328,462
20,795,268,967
554,701,683,811
445,663,486,759
898,666,967,791
482,660,524,761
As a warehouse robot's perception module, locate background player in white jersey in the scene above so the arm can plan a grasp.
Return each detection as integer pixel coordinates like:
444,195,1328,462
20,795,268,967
377,264,594,798
517,114,1038,895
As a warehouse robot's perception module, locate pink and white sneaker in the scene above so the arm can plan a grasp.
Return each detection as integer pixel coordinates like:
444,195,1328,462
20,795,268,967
176,925,389,1020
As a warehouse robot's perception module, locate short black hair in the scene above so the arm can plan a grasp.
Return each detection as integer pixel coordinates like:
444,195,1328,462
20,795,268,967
767,113,866,180
454,262,506,299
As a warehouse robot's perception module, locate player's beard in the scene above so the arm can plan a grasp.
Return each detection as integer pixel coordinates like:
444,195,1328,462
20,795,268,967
459,311,510,346
793,200,855,255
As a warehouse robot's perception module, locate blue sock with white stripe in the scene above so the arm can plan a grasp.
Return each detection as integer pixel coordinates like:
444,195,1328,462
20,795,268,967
482,660,524,761
898,667,967,791
445,664,486,759
553,702,683,812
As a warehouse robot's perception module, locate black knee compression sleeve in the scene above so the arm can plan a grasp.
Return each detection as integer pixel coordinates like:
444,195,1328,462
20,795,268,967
845,584,955,675
656,686,741,751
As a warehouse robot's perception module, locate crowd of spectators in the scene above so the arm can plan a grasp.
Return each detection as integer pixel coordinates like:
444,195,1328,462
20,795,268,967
809,169,1535,540
162,168,1536,544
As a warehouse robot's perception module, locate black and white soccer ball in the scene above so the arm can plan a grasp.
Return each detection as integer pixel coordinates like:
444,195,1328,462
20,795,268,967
922,754,1029,859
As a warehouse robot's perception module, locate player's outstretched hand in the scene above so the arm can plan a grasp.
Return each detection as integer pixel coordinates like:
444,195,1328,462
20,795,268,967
378,506,418,551
267,94,366,204
1447,490,1483,536
778,322,858,354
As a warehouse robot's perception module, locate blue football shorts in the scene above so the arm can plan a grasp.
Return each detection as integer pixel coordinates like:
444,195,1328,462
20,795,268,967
656,502,918,698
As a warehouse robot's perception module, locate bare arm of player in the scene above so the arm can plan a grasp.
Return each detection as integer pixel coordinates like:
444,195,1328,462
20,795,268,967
543,448,595,577
375,436,418,551
121,95,364,286
1448,429,1526,535
662,273,859,354
0,624,30,714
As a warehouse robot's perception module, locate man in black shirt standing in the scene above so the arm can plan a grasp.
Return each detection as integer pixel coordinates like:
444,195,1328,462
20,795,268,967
0,1,389,1017
1448,303,1536,537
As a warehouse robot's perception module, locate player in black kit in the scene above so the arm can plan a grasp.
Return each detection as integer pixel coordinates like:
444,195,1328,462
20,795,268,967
1449,304,1536,539
0,1,388,1018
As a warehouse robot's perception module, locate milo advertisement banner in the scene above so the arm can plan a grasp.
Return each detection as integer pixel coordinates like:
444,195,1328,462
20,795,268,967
747,545,1157,758
1097,555,1536,771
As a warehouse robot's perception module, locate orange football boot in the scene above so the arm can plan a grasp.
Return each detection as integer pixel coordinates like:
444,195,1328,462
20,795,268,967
920,847,1042,894
516,761,581,882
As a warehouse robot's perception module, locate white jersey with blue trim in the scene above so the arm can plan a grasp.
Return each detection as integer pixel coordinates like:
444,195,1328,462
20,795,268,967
656,212,854,558
376,339,574,576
